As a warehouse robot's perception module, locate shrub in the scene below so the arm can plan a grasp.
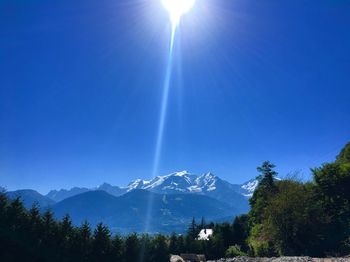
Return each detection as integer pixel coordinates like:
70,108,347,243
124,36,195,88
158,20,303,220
225,245,247,257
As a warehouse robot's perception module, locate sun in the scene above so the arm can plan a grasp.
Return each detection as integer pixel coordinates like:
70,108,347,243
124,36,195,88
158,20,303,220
162,0,196,27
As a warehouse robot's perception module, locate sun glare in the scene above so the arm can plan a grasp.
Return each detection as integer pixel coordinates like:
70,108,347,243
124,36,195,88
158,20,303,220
162,0,196,27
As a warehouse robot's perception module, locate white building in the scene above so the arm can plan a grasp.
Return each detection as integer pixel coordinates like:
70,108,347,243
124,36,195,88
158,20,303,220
197,229,213,241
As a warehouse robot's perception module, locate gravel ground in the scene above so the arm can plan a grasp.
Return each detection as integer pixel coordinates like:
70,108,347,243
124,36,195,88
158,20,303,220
207,257,350,262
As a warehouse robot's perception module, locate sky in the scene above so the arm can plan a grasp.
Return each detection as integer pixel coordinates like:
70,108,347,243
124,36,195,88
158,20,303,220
1,0,350,194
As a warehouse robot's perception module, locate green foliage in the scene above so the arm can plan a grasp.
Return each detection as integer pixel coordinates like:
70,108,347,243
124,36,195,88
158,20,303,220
225,245,247,257
247,224,274,257
336,142,350,164
247,142,350,257
232,215,249,252
311,157,350,255
262,180,318,256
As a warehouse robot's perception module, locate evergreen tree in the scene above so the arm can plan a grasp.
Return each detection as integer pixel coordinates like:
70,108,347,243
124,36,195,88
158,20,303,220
187,217,197,240
176,235,185,254
58,214,75,261
27,204,43,259
124,233,140,262
138,234,152,262
150,234,169,262
257,161,277,188
200,217,206,229
168,233,178,255
91,223,111,261
111,234,124,262
249,161,278,224
74,221,92,262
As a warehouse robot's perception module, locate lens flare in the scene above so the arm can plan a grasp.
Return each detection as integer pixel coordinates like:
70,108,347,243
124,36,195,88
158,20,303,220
162,0,196,27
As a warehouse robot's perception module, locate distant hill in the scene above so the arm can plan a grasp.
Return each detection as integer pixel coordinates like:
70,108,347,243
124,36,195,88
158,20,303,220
7,189,55,209
46,187,90,202
46,183,125,202
96,183,125,197
52,189,238,234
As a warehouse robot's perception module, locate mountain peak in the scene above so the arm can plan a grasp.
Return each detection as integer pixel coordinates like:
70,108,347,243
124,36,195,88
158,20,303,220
240,179,259,197
99,182,112,187
170,170,190,177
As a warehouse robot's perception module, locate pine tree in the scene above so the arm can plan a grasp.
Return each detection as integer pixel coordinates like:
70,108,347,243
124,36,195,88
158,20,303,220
59,214,75,261
151,234,169,262
176,235,185,254
249,161,278,224
188,217,197,240
41,209,60,261
169,233,178,255
138,234,152,262
124,233,140,262
257,161,277,189
91,223,111,261
111,234,125,262
74,220,92,261
200,217,206,230
0,191,8,222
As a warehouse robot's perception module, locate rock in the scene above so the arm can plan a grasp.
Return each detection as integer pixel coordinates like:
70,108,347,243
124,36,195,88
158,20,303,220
170,255,185,262
207,257,350,262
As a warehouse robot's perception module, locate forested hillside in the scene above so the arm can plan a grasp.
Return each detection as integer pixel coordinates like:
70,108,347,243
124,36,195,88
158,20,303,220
1,142,349,261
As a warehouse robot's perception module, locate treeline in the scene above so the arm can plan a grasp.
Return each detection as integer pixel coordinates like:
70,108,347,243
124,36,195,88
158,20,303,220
0,191,172,262
1,142,350,261
0,189,246,261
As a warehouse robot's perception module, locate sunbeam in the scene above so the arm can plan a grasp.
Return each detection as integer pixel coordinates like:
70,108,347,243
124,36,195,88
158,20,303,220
152,26,176,180
152,0,196,184
140,0,196,253
141,24,177,242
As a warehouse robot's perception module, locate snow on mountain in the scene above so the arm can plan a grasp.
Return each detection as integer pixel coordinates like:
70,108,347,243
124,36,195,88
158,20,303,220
122,171,250,213
125,171,222,194
240,179,259,197
194,173,218,192
46,171,266,205
126,179,150,192
239,177,282,197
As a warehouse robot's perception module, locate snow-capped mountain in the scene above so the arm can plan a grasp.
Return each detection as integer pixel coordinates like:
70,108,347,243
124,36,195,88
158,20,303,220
125,171,254,196
126,171,202,194
46,171,262,210
123,171,250,212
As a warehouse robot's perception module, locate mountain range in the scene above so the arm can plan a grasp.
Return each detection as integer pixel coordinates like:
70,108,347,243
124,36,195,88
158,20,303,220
5,171,260,233
46,171,257,203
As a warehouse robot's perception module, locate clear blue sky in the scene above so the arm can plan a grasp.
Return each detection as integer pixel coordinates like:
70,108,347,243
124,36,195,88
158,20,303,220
1,0,349,194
